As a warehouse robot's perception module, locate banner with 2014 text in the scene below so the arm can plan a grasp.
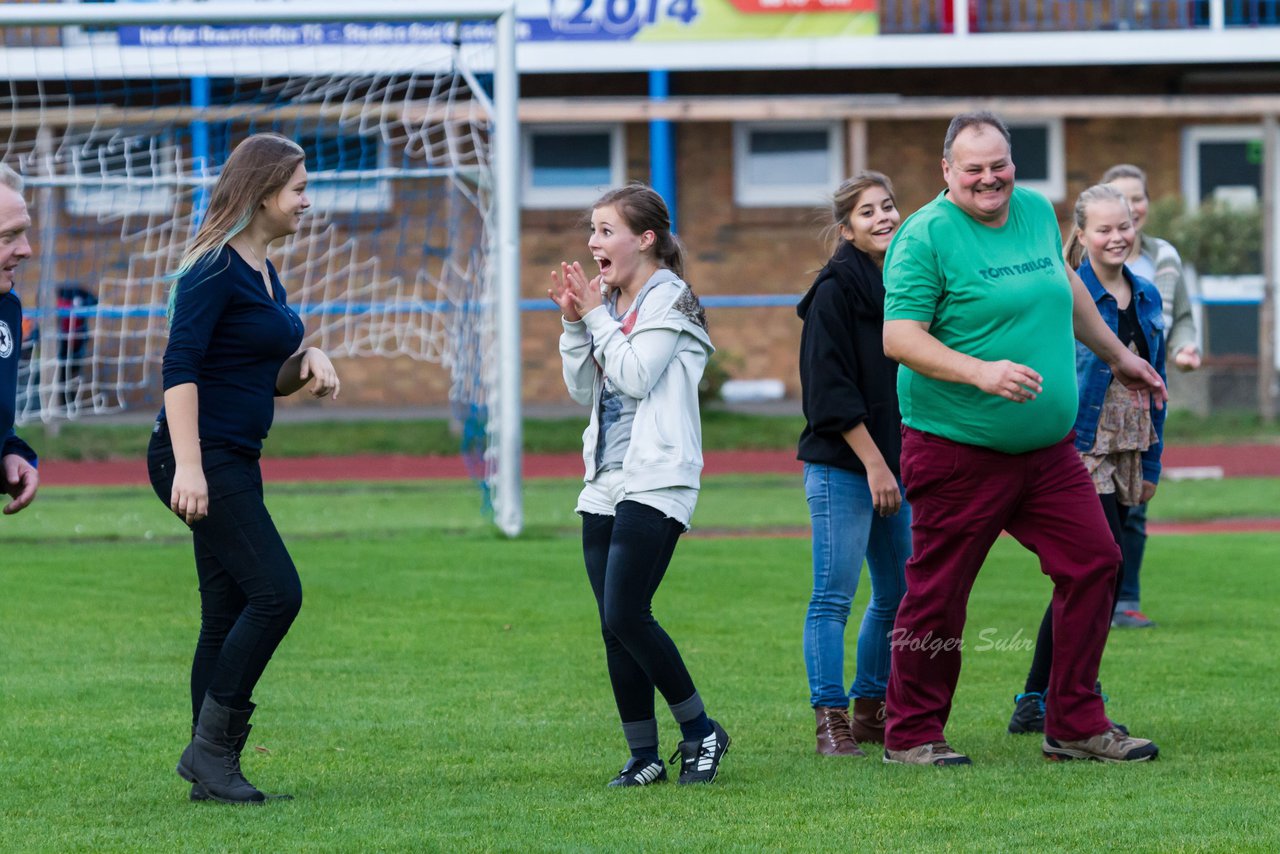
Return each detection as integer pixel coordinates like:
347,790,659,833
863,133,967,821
116,0,879,48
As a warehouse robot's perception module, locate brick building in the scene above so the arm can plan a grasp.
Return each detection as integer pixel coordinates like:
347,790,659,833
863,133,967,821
514,62,1280,414
4,0,1280,417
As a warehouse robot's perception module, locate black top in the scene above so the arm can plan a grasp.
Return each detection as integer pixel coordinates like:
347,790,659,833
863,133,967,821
0,290,37,466
160,246,305,452
1116,298,1150,362
796,241,902,477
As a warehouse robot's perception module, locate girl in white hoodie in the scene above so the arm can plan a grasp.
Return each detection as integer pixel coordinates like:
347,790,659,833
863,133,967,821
549,183,729,787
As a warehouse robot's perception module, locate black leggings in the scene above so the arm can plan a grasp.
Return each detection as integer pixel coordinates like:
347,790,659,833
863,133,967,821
1023,492,1128,694
582,501,698,724
148,425,302,723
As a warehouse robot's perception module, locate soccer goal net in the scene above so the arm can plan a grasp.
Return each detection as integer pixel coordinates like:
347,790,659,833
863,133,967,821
0,1,523,535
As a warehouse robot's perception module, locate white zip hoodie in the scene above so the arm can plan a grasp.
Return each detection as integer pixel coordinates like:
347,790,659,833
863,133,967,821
560,270,715,493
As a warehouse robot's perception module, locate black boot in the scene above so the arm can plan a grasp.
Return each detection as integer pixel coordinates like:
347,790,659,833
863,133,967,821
177,694,267,804
188,724,251,802
189,726,209,802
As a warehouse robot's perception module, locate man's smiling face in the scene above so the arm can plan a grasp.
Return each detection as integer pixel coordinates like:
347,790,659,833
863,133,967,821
942,124,1016,227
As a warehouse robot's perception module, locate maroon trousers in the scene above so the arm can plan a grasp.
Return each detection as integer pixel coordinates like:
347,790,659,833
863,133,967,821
884,428,1119,750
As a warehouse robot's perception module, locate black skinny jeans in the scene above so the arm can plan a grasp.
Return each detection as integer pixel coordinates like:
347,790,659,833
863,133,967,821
148,423,302,723
582,500,698,724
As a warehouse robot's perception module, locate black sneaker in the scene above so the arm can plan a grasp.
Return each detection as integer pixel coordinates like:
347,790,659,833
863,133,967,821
1008,691,1046,734
607,757,667,787
670,719,730,784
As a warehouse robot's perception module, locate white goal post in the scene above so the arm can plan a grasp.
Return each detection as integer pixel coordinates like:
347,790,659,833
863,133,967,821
0,1,524,536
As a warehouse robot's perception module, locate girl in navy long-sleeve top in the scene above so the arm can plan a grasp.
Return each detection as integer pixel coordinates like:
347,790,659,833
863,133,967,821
148,133,341,804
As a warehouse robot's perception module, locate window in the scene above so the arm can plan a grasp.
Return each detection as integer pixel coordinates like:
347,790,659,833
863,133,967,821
64,131,175,217
301,131,390,214
1006,119,1064,202
522,125,623,209
733,122,842,207
1181,125,1262,209
1180,124,1265,358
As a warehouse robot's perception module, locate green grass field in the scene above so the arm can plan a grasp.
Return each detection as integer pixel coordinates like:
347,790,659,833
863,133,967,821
2,476,1278,851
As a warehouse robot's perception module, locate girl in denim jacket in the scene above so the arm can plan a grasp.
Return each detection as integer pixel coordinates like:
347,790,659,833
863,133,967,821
1007,183,1167,736
1103,163,1200,628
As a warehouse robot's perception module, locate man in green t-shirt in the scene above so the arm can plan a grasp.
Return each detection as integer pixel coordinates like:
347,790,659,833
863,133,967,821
880,111,1166,766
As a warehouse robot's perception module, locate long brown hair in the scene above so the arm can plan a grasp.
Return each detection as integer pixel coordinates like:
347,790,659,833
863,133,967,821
824,171,895,255
589,182,706,329
167,133,305,317
1064,182,1130,269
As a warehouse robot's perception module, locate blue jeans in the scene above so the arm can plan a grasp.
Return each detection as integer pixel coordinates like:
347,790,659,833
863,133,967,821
1117,500,1147,606
803,463,911,707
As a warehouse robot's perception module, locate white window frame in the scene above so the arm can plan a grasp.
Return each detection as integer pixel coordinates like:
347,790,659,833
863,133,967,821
1006,117,1065,202
64,131,176,217
1181,124,1262,208
733,121,842,208
521,124,624,210
305,131,392,215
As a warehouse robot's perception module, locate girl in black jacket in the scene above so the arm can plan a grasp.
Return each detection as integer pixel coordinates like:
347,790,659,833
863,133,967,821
797,171,911,757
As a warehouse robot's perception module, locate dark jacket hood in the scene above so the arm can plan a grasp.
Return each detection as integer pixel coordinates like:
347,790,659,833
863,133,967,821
797,241,882,321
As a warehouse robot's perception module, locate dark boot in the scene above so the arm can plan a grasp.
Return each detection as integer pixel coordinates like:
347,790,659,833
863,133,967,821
814,706,865,756
188,725,251,801
177,694,266,804
849,697,886,745
189,726,209,801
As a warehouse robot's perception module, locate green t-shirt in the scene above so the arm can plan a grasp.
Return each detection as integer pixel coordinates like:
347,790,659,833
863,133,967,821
883,187,1077,454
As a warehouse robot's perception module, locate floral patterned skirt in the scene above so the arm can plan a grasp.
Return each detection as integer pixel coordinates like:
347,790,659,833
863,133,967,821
1079,376,1157,506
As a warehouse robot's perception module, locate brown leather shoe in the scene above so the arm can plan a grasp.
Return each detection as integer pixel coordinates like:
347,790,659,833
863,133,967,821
849,697,886,745
814,706,866,756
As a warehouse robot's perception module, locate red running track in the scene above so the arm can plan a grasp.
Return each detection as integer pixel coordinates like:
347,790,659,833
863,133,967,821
35,444,1280,488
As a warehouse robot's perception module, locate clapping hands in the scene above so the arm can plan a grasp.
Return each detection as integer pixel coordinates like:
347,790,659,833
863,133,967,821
549,261,604,322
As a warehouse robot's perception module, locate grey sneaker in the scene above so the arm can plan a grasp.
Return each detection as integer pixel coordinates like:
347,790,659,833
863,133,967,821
1043,727,1159,763
883,741,972,766
1111,608,1156,629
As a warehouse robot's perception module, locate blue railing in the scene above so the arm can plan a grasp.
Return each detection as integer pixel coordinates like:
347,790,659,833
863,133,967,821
881,0,1280,33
